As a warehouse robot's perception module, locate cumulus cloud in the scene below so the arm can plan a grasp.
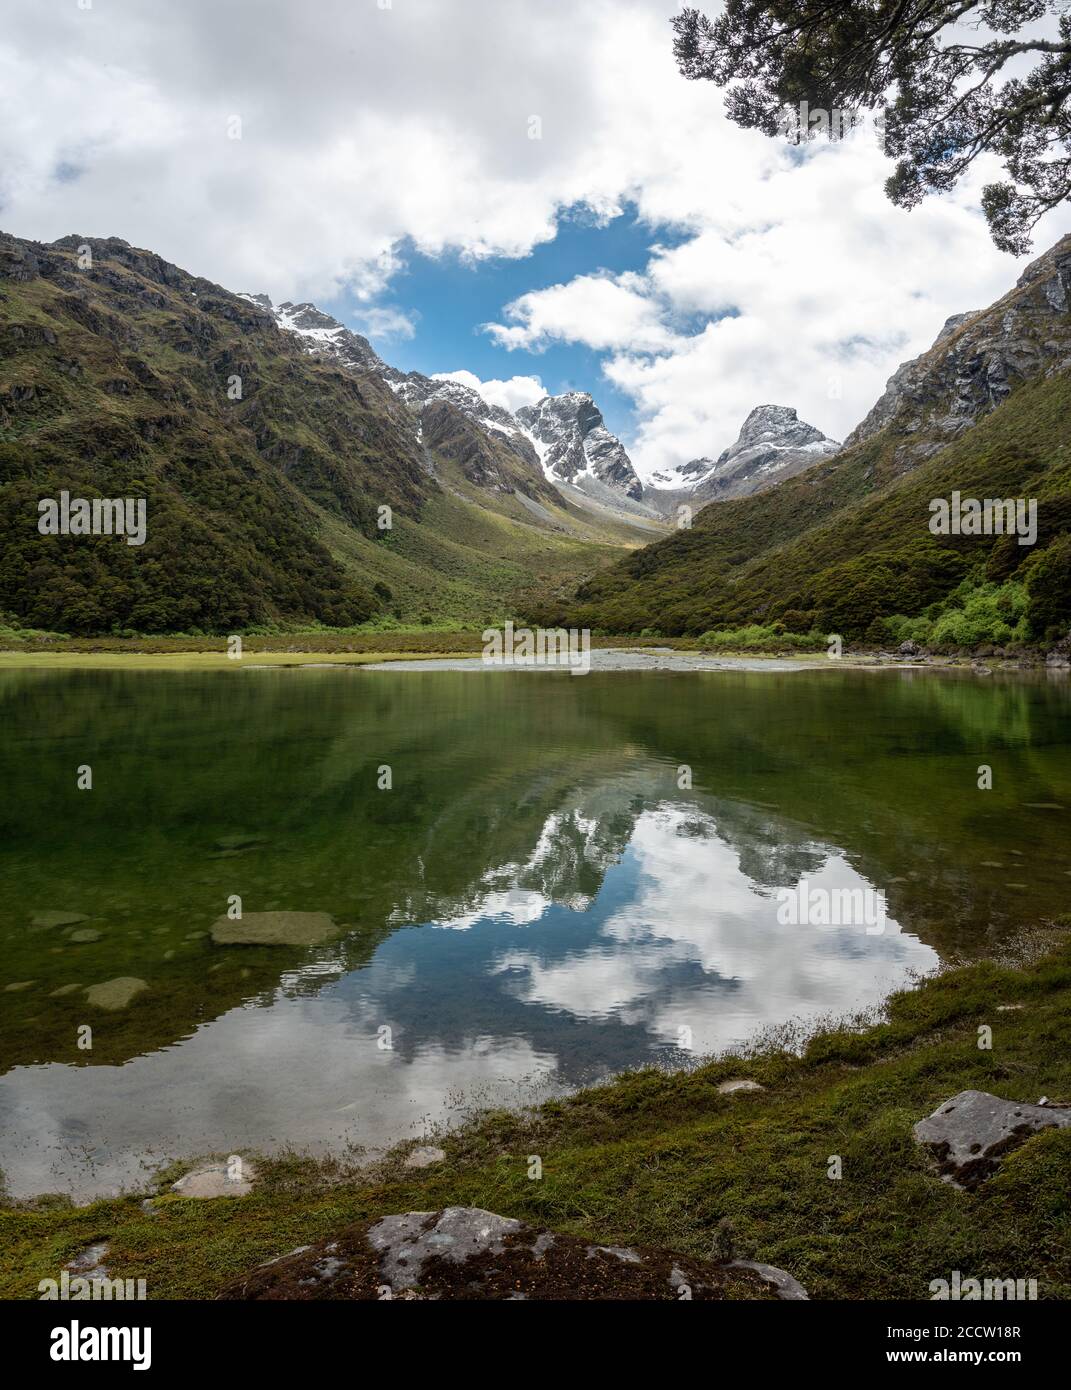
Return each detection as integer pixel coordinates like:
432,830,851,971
352,305,418,341
2,0,1070,477
485,271,680,353
432,369,546,414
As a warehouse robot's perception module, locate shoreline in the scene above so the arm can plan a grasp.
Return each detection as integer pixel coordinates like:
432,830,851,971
0,645,1052,674
3,920,1068,1299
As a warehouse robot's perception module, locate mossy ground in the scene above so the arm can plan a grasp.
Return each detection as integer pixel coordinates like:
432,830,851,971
4,925,1070,1301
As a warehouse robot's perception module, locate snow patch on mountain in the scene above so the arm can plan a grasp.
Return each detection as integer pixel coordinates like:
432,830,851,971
246,294,647,503
658,405,840,502
515,392,643,500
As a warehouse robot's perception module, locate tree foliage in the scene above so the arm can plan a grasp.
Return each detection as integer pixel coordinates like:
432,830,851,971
672,1,1071,252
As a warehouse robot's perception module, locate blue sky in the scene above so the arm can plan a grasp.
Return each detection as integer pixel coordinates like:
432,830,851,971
9,0,1066,478
319,206,690,440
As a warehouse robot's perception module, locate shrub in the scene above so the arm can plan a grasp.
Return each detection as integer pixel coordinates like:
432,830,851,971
697,624,827,652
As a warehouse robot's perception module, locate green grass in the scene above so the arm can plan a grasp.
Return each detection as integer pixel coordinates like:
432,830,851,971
540,365,1071,643
1,233,643,636
4,924,1069,1300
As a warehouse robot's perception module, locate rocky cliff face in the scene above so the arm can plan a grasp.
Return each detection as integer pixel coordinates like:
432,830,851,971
664,405,840,503
242,293,560,496
845,233,1071,463
516,391,643,500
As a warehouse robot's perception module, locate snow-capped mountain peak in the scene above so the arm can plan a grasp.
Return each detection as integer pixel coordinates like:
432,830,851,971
660,404,840,502
515,392,643,500
245,293,649,506
239,293,385,374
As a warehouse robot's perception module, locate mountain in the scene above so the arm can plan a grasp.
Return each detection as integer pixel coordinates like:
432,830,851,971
0,233,655,635
535,234,1071,643
647,404,840,501
245,294,655,505
515,392,644,501
693,404,839,500
241,293,672,547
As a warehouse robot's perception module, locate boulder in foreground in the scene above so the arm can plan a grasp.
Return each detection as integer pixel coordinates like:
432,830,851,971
218,1206,808,1301
913,1089,1071,1187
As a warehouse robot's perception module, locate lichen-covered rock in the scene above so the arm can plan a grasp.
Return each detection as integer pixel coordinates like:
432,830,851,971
218,1207,808,1301
913,1089,1071,1188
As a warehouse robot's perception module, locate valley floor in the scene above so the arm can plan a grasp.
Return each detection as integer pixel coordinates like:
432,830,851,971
3,923,1069,1300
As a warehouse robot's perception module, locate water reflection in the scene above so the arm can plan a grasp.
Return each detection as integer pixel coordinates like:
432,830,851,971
0,666,1068,1198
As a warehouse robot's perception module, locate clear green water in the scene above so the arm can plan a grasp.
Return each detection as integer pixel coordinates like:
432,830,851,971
2,666,1070,1198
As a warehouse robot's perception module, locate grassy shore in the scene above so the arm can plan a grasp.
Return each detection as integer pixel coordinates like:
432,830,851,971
0,649,483,670
3,923,1069,1300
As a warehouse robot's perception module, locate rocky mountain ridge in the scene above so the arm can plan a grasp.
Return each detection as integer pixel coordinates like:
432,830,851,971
245,292,844,517
539,230,1071,640
671,405,840,502
515,391,644,500
845,234,1071,463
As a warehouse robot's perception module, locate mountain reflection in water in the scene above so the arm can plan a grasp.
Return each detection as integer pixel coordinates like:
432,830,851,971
1,666,1068,1198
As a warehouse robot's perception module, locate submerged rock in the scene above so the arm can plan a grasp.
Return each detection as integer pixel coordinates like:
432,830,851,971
913,1089,1071,1188
218,1206,808,1301
210,911,339,947
213,834,269,851
30,911,89,931
68,929,103,943
84,977,149,1010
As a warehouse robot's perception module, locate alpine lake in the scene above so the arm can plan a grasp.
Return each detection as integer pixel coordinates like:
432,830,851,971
2,662,1069,1200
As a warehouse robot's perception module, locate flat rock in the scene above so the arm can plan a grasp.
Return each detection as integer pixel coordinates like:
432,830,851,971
172,1159,258,1198
49,983,83,997
68,928,103,943
726,1259,809,1301
4,980,35,992
404,1146,446,1170
84,976,149,1010
66,1242,111,1282
718,1079,765,1094
913,1089,1071,1188
210,911,338,947
30,911,88,931
218,1207,808,1301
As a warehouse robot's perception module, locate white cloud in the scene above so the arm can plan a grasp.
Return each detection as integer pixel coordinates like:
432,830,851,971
352,305,418,341
432,369,546,414
2,0,1069,476
485,271,680,353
